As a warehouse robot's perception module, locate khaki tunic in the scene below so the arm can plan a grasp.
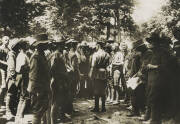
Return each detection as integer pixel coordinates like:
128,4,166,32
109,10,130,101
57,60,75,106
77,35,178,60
27,50,50,93
90,49,110,96
147,47,172,110
27,50,50,114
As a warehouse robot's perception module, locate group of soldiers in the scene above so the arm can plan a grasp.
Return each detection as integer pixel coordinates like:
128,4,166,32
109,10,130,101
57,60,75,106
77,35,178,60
0,29,179,124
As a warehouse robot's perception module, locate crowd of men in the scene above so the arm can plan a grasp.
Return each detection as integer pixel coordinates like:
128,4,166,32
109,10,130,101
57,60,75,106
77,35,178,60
0,30,179,124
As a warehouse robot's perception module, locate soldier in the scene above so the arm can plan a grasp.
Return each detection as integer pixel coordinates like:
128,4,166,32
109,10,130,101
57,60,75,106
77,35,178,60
111,43,124,105
145,32,173,124
15,39,30,123
0,36,10,106
27,34,51,124
173,40,180,122
127,40,149,117
126,40,144,117
89,41,110,112
6,38,21,120
77,41,91,98
66,39,80,98
60,39,80,114
48,39,69,124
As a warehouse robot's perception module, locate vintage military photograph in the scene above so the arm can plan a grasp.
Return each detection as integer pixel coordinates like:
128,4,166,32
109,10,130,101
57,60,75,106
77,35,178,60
0,0,179,124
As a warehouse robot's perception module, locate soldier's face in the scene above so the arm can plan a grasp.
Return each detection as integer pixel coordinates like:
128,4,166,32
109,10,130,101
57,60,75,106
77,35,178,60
2,37,9,46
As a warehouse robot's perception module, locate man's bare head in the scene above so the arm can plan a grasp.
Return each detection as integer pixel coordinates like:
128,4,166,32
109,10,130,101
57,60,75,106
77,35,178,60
2,36,10,46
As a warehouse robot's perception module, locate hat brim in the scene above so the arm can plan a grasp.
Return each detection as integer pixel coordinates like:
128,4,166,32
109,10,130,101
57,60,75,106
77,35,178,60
135,43,146,51
32,40,50,47
66,41,78,44
107,40,114,44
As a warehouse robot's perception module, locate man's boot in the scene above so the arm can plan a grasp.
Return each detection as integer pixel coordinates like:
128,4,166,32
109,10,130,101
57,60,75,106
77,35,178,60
91,96,99,112
101,96,106,112
143,106,151,121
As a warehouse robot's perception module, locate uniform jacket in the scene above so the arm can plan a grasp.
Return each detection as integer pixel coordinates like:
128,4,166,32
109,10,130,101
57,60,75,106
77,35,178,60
128,51,141,78
27,50,50,93
49,50,68,82
90,49,110,80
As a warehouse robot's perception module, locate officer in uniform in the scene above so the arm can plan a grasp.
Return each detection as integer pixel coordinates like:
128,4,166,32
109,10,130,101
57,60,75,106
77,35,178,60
77,41,91,98
64,39,80,113
89,41,110,112
27,34,51,124
145,32,172,124
48,39,69,124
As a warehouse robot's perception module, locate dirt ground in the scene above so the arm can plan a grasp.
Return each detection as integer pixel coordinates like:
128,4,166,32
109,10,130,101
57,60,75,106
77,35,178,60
0,98,177,124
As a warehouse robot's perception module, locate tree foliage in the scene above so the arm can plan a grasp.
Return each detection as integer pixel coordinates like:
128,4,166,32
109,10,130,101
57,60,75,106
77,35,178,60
141,0,180,39
0,0,137,41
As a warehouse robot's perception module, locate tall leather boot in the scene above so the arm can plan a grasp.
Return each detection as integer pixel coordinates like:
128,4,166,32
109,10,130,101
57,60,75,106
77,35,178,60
151,105,161,124
91,96,99,112
143,106,151,121
101,96,106,112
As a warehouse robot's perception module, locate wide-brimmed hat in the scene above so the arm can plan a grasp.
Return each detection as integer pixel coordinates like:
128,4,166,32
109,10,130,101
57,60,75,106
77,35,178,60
106,38,115,44
32,33,50,47
8,38,21,50
132,39,144,49
66,39,79,44
97,41,106,48
159,34,172,45
146,32,160,44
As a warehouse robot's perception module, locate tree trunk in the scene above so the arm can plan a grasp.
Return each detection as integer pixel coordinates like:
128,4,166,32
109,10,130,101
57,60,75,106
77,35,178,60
106,22,110,40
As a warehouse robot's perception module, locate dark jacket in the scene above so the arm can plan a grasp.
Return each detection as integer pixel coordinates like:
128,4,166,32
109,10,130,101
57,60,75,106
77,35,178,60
27,50,50,93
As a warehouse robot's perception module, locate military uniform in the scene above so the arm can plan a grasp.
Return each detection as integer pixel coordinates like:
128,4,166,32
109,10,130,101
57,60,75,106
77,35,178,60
90,48,110,112
147,46,172,123
66,50,80,96
77,46,91,97
49,50,69,124
27,49,50,124
15,50,30,119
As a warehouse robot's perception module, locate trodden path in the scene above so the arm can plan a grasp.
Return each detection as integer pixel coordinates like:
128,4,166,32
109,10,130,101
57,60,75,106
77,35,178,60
0,99,176,124
0,99,142,124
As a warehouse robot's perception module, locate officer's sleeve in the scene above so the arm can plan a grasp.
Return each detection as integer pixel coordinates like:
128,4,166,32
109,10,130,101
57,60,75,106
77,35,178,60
27,56,38,93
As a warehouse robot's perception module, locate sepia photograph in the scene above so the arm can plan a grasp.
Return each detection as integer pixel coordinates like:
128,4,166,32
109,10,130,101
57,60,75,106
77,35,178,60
0,0,179,124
